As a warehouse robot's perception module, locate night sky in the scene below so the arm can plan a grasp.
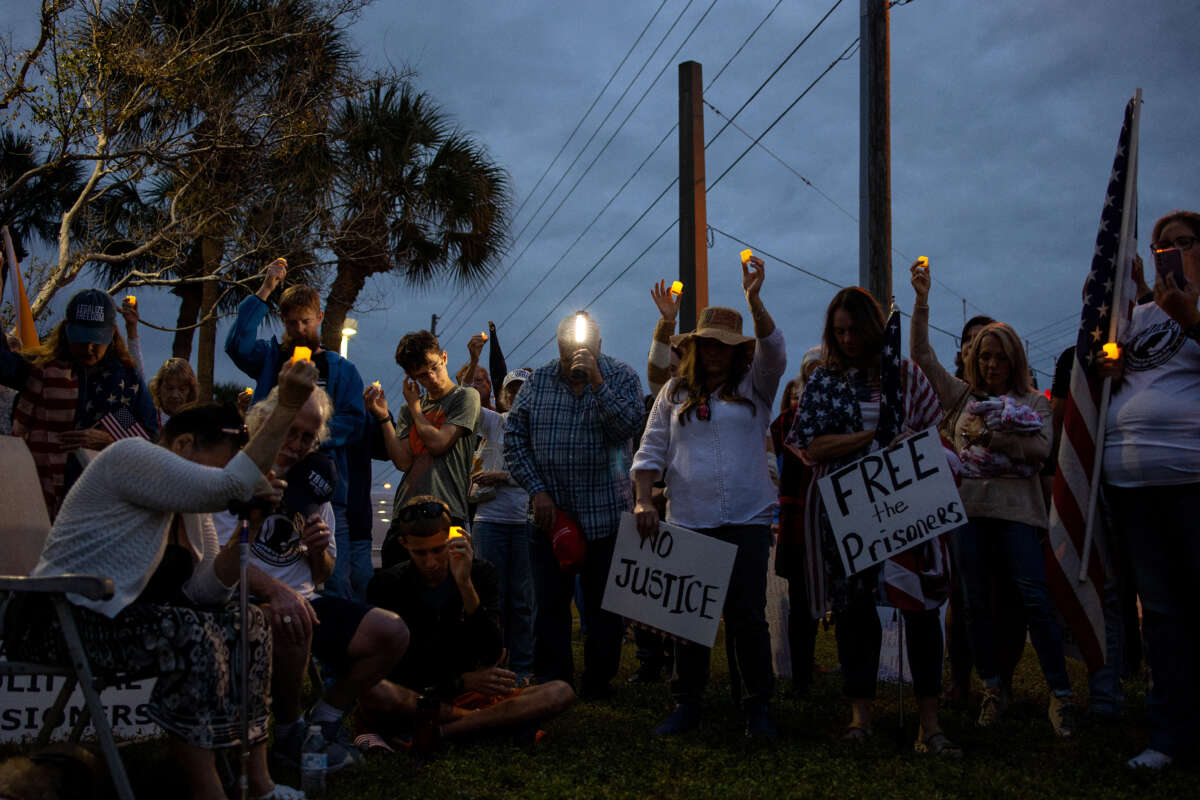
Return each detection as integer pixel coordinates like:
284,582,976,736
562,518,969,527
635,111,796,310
6,0,1199,490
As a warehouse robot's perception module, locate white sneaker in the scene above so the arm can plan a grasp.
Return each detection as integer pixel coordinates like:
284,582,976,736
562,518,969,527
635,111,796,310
1126,748,1173,771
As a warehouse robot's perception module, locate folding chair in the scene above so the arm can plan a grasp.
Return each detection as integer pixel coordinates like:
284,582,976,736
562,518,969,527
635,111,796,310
0,435,135,800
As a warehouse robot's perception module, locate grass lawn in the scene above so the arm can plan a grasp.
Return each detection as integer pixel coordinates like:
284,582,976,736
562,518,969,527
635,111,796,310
56,622,1200,798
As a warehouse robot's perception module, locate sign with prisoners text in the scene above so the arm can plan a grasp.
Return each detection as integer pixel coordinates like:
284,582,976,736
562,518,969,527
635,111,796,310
602,513,737,647
818,428,965,576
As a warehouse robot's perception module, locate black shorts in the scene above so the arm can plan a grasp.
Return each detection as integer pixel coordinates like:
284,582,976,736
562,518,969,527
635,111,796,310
310,594,372,673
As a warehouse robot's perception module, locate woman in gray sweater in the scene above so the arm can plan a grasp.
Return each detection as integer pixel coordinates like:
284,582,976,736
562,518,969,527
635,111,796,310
7,360,320,800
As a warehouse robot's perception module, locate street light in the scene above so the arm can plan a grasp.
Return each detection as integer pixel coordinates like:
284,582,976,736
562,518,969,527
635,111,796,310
339,317,358,358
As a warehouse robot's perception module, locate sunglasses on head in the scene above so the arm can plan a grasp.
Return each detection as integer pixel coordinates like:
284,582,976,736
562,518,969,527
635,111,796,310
398,500,450,523
220,425,249,447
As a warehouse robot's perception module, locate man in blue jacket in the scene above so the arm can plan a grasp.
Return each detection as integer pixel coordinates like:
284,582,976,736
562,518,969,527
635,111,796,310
225,258,368,600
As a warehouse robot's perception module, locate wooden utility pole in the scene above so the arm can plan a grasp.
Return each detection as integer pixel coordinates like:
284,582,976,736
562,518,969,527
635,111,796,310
859,0,892,308
678,60,708,333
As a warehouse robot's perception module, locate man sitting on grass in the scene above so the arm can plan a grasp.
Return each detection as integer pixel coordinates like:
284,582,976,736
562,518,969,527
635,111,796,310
358,495,575,748
214,386,410,772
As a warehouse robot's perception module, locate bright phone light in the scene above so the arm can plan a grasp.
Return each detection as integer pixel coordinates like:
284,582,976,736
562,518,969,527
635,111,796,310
574,313,587,344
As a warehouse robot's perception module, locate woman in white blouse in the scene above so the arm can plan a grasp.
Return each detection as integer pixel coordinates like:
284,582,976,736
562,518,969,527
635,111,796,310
632,255,786,740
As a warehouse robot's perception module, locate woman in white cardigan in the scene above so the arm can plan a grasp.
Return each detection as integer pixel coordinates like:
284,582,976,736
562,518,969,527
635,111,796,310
632,255,786,740
6,360,320,800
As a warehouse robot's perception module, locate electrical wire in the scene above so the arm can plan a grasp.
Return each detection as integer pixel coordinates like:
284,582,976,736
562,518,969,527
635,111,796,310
440,0,722,342
436,0,672,321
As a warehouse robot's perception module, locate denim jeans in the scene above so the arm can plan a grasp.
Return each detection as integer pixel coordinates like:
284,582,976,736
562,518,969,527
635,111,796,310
529,526,623,693
473,521,537,677
1107,482,1200,758
348,539,374,604
671,524,775,709
323,503,354,601
953,518,1072,694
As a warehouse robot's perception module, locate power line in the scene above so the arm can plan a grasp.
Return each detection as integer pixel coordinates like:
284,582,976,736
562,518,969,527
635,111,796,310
498,1,850,358
436,0,672,321
441,0,722,342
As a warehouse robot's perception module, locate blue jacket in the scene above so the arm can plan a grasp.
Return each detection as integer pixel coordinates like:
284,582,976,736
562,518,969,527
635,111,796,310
225,295,366,506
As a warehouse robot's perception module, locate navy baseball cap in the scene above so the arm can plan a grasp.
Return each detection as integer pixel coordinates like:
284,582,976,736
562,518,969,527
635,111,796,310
64,289,116,345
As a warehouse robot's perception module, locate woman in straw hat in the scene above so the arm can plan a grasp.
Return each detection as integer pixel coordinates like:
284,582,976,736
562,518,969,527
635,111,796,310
631,254,786,740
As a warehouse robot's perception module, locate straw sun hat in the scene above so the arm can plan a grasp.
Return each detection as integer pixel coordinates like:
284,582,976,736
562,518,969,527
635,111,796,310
669,306,756,353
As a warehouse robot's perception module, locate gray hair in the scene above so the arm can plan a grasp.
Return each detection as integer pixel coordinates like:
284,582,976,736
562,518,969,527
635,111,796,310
245,385,333,447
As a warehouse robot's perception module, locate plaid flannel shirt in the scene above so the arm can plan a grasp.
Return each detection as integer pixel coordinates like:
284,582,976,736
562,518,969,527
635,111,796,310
503,353,645,540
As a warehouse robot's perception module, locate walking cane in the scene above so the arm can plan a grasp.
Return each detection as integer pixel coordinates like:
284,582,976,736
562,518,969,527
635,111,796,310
239,517,251,800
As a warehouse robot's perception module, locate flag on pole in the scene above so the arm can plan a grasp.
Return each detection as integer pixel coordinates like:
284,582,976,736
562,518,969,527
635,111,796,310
97,406,152,442
1,226,39,349
1045,93,1141,672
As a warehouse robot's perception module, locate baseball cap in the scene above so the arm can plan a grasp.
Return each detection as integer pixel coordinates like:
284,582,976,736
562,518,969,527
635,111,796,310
502,368,532,393
548,509,586,572
282,450,337,519
64,289,116,345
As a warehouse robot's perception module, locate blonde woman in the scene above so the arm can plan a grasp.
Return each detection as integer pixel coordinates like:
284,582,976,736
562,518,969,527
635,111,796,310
911,262,1078,737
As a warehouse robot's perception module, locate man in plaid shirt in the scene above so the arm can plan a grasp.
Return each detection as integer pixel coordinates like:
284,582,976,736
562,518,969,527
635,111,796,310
504,311,645,698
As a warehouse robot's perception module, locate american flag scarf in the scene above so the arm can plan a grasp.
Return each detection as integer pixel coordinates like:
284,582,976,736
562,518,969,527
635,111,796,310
12,361,78,516
877,311,951,611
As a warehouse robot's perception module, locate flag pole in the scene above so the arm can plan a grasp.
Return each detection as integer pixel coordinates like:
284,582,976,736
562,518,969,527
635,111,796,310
1078,89,1141,582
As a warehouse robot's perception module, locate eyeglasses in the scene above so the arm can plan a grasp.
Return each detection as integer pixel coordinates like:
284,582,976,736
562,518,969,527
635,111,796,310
1150,235,1197,252
284,428,318,450
398,500,450,523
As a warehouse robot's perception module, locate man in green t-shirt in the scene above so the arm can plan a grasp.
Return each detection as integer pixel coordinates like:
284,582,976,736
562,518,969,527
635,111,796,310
365,331,481,537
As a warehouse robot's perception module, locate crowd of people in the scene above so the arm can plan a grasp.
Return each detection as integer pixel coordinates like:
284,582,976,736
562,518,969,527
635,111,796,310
0,209,1197,797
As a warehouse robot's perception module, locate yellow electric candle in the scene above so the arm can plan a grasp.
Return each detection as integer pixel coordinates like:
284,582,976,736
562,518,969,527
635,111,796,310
740,249,753,265
1102,343,1120,359
125,295,137,307
372,380,381,389
480,331,488,341
291,346,312,364
448,526,466,540
669,280,683,297
242,387,253,396
917,256,929,268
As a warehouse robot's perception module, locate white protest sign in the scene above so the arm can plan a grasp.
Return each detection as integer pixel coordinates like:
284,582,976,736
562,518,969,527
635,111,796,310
0,672,160,743
601,513,736,648
818,427,964,576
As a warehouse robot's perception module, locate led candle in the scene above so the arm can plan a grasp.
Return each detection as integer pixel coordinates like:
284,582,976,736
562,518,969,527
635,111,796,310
740,249,753,265
669,280,683,297
574,313,587,344
125,295,137,307
448,526,466,540
917,256,929,268
1102,343,1120,359
291,346,312,364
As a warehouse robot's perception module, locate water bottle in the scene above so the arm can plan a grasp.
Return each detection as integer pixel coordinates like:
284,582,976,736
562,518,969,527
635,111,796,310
300,724,327,796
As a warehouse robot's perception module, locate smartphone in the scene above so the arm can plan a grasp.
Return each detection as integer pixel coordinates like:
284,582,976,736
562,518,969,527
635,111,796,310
1153,247,1188,290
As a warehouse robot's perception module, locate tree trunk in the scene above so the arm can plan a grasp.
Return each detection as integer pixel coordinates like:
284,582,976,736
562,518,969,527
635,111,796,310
195,236,223,400
320,262,368,353
172,281,202,360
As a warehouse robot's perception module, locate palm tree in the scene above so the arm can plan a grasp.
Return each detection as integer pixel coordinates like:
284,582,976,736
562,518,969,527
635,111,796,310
320,83,512,350
0,129,83,261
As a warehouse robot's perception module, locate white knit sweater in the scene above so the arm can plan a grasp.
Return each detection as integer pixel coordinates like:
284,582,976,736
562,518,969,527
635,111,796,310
32,437,265,617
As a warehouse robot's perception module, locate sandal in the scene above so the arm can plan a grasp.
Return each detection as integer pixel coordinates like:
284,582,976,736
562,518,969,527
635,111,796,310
914,730,963,757
839,724,873,744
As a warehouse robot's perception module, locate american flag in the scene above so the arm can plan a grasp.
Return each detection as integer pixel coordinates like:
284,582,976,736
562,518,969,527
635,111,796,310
1045,94,1140,671
97,406,151,442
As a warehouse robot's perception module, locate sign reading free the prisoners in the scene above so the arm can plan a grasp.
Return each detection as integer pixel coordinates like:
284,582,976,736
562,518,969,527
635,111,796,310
601,513,736,648
818,428,965,576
